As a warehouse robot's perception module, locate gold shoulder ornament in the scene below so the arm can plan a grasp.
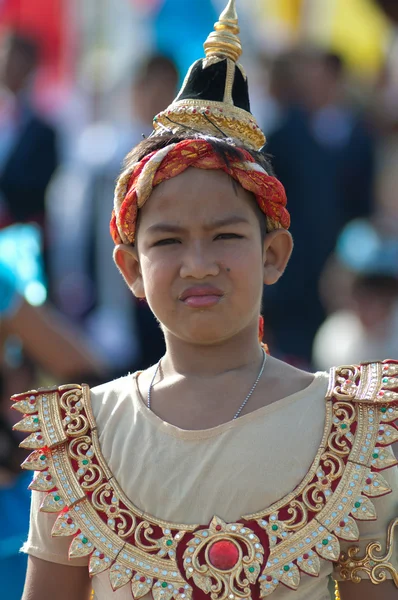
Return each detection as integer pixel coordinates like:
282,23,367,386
12,361,398,599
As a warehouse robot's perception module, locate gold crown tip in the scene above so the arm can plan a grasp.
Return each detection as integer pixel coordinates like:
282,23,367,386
204,0,242,62
220,0,238,22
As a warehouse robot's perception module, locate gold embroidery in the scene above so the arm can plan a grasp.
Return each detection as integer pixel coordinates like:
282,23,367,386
337,517,398,585
154,99,265,151
12,361,398,598
183,517,264,600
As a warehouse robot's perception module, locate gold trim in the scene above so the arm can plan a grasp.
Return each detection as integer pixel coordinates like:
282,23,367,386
223,58,236,104
13,361,398,597
337,518,398,585
154,99,266,150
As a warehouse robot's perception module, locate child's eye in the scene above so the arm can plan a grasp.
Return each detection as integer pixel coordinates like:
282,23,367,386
215,233,244,240
153,238,180,247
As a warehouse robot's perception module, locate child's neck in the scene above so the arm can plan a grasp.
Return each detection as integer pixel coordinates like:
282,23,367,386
162,330,263,378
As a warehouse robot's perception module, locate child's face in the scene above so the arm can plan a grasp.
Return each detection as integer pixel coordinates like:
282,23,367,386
116,167,291,346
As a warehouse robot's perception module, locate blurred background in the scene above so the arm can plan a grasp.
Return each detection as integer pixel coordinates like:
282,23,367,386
0,0,398,595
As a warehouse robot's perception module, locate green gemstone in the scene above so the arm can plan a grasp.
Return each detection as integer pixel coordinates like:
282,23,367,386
322,539,328,546
33,417,39,424
54,495,60,502
161,582,168,588
340,424,347,430
373,453,379,459
39,455,46,461
382,378,388,383
249,567,255,573
82,459,89,465
82,537,88,544
271,525,278,531
166,540,173,547
381,407,387,413
283,565,290,572
354,502,361,508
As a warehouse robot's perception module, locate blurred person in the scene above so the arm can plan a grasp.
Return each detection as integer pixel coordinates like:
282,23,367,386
13,4,397,600
0,223,107,406
264,49,376,367
0,237,107,600
0,31,58,230
0,249,107,388
313,220,398,370
314,264,398,371
47,54,178,375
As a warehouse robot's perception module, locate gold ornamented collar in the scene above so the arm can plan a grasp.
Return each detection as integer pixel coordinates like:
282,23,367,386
12,361,398,599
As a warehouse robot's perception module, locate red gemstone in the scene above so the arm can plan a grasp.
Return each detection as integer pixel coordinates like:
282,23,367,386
321,478,328,485
266,576,273,582
140,576,146,583
70,408,77,414
215,525,222,531
99,553,105,560
379,392,384,397
339,521,345,528
29,398,36,404
303,554,309,560
37,435,42,440
67,518,73,525
366,478,372,485
346,380,352,384
179,588,185,594
109,507,116,513
45,475,52,481
208,540,239,571
192,109,197,114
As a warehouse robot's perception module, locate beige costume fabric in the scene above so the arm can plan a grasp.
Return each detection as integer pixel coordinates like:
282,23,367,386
22,371,398,600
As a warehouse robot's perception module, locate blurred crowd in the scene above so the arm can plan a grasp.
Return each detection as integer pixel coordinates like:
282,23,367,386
1,1,398,597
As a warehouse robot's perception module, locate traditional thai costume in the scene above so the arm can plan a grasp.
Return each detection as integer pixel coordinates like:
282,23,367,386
13,2,398,599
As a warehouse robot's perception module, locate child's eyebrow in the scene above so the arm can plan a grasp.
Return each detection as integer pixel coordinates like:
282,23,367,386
146,216,250,235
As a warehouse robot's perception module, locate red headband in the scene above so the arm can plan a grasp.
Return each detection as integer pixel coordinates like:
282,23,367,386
111,139,290,245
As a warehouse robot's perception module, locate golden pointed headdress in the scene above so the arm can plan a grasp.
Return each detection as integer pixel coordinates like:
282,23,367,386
153,0,265,150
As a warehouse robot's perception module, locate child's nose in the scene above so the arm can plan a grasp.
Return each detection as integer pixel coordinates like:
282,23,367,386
179,242,220,279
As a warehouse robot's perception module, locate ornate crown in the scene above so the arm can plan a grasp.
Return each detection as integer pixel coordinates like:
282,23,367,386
153,0,265,151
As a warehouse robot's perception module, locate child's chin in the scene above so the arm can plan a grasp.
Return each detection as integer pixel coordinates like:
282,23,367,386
176,322,234,345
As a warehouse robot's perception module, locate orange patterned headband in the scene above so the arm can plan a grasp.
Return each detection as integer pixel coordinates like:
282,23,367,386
110,139,290,245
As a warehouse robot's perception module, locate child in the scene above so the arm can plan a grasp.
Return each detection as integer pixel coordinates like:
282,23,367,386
12,2,398,599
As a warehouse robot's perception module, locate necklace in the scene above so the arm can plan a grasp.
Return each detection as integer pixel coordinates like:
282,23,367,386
147,347,267,420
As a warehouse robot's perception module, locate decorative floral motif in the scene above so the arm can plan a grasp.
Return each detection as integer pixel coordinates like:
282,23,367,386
183,516,264,600
11,360,398,598
338,517,398,585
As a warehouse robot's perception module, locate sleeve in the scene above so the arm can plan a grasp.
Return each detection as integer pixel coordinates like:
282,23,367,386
333,448,398,582
21,489,89,567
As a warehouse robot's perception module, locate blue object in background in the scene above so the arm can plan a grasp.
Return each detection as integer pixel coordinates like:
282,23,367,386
0,471,32,599
0,224,47,308
154,0,217,79
0,259,19,318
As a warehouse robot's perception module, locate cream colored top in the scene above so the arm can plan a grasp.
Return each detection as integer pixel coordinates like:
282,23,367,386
23,371,398,600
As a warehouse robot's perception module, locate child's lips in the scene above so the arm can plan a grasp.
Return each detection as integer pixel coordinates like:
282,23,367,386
179,286,224,308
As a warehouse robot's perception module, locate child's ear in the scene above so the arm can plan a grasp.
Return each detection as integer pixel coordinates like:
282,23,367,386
262,229,293,285
113,245,145,298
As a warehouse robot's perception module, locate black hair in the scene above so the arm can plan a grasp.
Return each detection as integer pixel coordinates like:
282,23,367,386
5,30,40,69
135,54,179,86
322,52,344,77
353,274,398,297
123,131,275,243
